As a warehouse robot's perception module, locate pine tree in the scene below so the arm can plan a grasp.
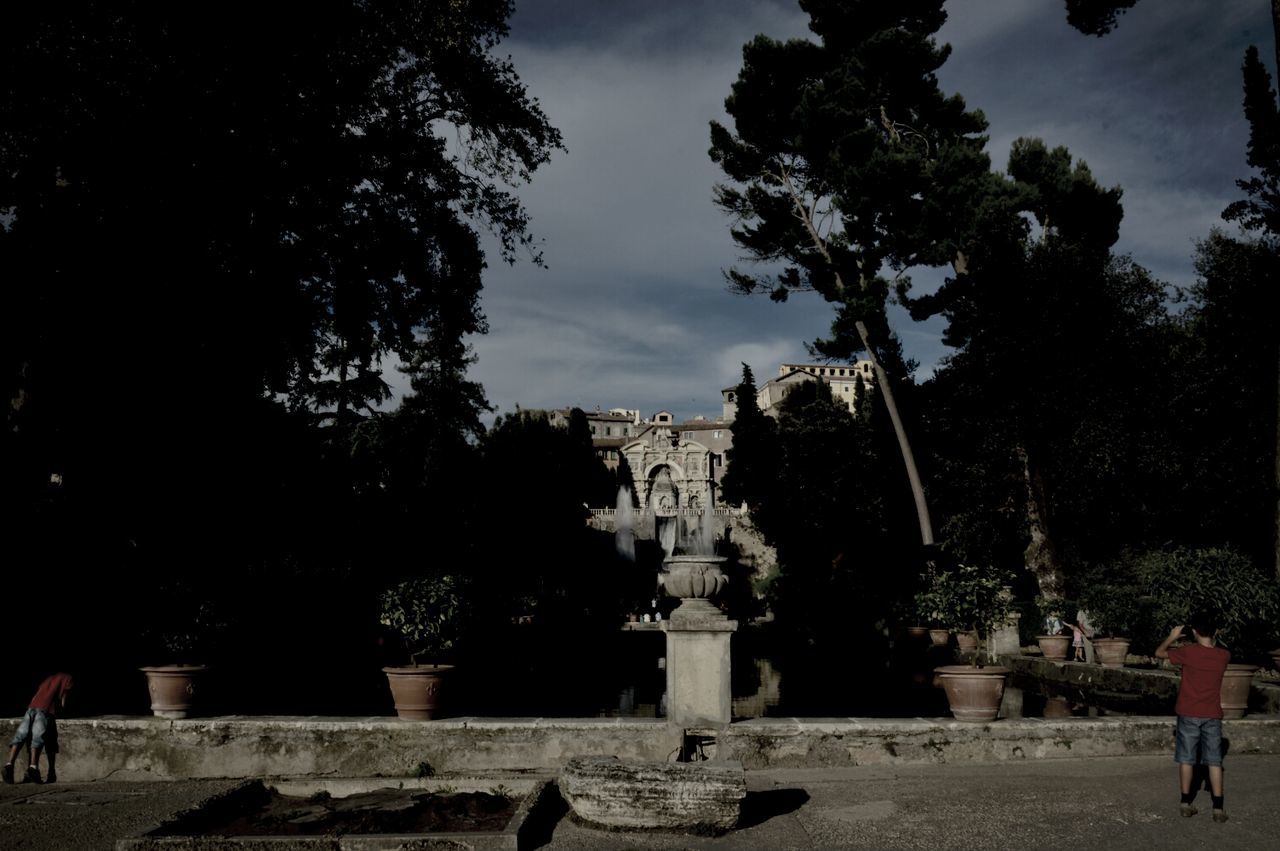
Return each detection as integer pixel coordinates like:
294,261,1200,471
721,364,776,516
709,0,993,550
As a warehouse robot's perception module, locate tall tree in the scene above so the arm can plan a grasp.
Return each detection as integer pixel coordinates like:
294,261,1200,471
709,0,992,552
0,2,562,670
1181,233,1280,567
721,364,778,520
1223,43,1280,579
1061,0,1280,578
907,138,1174,596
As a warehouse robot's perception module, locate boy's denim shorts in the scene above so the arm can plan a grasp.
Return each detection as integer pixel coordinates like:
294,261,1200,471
9,708,57,753
1175,715,1223,766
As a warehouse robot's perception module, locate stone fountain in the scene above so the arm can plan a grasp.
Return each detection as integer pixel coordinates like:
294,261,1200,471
659,524,736,729
560,514,746,833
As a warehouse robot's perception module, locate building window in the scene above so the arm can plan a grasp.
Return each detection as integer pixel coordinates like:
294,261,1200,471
714,430,722,438
590,425,597,435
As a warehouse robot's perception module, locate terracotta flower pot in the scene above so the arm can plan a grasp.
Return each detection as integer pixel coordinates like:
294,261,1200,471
1042,695,1073,718
1037,635,1071,661
383,664,455,720
906,626,929,639
1270,648,1280,674
955,631,979,652
934,665,1010,722
928,629,950,646
140,665,208,719
1220,663,1259,719
1092,637,1131,668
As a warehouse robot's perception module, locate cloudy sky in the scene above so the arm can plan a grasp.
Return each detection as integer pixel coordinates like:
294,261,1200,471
428,0,1274,422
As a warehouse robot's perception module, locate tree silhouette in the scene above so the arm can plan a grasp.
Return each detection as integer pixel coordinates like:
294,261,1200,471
709,0,993,551
0,2,562,686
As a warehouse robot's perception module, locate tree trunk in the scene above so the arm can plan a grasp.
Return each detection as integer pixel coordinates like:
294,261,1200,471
775,168,936,550
854,320,934,548
1272,0,1280,79
1018,444,1066,598
1272,0,1280,580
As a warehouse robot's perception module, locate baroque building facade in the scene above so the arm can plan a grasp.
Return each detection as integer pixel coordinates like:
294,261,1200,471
621,426,717,514
552,360,870,507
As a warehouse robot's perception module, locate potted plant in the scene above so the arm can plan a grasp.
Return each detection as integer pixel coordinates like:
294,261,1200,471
138,594,222,719
912,581,951,646
1078,582,1142,668
379,572,472,720
929,565,1016,722
1034,596,1071,661
935,564,1014,653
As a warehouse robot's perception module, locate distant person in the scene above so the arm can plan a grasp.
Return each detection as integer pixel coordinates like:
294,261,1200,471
4,672,73,785
1155,616,1230,822
1066,621,1087,662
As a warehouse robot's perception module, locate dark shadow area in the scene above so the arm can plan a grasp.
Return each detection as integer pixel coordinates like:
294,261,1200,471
736,788,810,830
520,783,571,851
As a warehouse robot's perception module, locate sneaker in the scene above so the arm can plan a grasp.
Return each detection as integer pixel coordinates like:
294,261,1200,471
22,766,40,784
43,769,55,785
1180,803,1198,818
1,764,12,784
1213,809,1228,823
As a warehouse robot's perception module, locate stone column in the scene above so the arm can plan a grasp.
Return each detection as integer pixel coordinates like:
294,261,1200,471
989,611,1022,657
988,585,1021,658
663,612,737,728
660,555,737,728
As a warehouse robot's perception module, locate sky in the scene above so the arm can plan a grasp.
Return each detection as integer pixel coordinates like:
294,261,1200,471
405,0,1276,423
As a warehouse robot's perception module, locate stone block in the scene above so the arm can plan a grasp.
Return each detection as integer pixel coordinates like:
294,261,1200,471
558,756,745,832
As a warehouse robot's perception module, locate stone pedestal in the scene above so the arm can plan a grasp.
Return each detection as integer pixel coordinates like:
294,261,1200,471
663,612,737,728
989,611,1021,656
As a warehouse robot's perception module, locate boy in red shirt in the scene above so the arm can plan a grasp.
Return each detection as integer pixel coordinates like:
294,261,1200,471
3,672,73,785
1155,616,1230,822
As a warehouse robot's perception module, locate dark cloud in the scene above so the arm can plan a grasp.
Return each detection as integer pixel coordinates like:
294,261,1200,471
509,0,802,55
439,0,1273,422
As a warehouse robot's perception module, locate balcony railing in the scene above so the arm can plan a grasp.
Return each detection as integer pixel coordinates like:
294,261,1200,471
589,506,747,517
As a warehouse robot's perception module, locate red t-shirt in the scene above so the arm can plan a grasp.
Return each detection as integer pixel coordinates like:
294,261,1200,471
1168,643,1230,719
29,672,73,716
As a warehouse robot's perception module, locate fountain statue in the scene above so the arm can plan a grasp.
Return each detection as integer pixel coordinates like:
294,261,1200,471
615,485,636,562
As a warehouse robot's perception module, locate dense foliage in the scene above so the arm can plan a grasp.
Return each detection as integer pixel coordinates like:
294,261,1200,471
711,0,1280,656
915,563,1014,635
0,1,562,713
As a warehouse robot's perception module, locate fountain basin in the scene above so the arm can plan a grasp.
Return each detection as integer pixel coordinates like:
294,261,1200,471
117,776,552,850
661,555,728,617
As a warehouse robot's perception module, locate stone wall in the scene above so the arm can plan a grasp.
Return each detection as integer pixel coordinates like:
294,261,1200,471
719,716,1280,769
1003,655,1280,715
7,711,1280,781
3,717,679,783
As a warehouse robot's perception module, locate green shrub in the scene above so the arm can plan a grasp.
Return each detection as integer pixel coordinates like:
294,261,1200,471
916,564,1015,635
1078,581,1146,638
1130,547,1280,660
379,572,473,665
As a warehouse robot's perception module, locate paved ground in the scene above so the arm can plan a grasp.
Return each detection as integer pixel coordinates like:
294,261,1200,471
1,755,1277,850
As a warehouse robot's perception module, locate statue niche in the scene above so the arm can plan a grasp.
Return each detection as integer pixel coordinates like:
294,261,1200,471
649,465,679,517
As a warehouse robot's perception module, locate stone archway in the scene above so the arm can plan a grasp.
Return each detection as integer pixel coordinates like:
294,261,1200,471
648,465,679,516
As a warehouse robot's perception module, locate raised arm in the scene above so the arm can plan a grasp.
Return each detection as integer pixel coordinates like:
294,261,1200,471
1154,625,1184,659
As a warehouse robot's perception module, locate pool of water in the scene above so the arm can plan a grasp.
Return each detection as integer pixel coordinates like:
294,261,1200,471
583,627,1175,720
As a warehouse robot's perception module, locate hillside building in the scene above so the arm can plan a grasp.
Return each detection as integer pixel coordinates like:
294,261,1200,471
722,360,873,420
